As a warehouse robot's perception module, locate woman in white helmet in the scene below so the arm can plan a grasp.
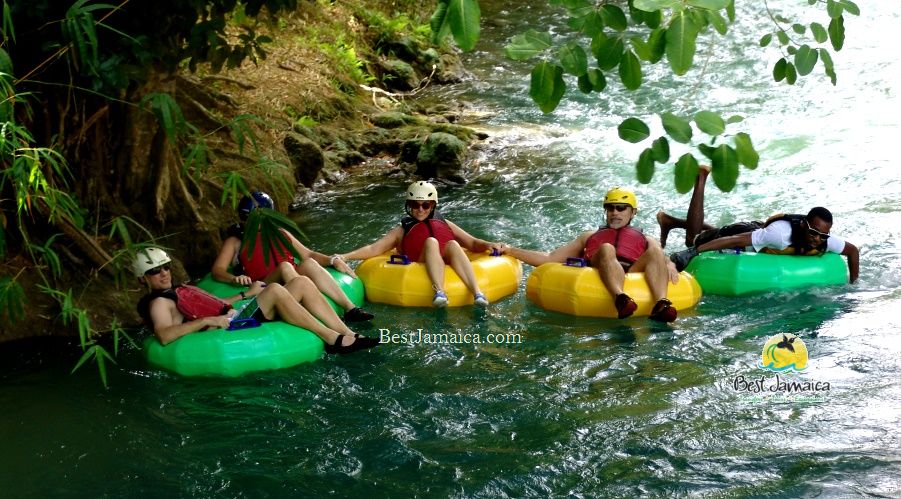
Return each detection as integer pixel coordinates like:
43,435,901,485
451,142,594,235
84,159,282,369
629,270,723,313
332,181,505,307
134,247,380,353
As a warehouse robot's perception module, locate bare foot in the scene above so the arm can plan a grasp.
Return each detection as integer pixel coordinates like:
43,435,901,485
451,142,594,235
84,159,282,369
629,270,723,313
657,210,680,249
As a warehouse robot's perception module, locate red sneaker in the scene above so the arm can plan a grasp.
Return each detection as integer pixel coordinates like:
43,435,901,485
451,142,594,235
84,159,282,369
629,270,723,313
649,298,678,323
614,293,638,319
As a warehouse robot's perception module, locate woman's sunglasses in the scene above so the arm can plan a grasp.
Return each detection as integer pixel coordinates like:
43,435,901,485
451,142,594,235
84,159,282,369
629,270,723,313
604,204,631,213
407,201,434,210
144,263,171,276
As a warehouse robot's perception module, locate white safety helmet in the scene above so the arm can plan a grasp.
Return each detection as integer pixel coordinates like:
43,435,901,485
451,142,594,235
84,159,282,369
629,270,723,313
406,181,438,203
133,247,171,277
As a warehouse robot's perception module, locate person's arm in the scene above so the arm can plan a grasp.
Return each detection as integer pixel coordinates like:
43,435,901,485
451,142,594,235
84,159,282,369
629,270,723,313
149,298,231,345
446,221,503,253
282,229,316,262
504,233,588,267
338,227,403,261
696,232,753,253
211,237,252,286
841,241,859,283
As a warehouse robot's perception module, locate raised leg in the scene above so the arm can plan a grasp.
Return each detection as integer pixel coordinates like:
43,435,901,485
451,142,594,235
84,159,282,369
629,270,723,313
295,258,356,312
657,165,714,248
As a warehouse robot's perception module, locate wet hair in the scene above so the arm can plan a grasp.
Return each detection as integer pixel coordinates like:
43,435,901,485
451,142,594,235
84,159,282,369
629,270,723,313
806,207,833,224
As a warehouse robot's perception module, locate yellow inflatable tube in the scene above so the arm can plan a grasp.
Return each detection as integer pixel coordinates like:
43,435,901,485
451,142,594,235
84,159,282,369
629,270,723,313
526,259,702,318
356,251,523,307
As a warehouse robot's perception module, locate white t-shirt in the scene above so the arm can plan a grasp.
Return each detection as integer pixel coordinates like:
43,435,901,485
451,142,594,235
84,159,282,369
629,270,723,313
750,220,845,253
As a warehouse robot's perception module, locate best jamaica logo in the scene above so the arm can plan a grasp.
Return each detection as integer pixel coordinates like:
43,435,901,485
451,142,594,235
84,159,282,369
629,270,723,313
731,333,829,403
759,333,808,372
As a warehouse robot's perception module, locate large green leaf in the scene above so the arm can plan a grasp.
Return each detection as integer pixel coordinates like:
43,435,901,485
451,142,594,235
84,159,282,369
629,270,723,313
666,12,699,75
634,0,680,11
429,2,451,44
810,23,828,43
647,28,667,63
694,111,725,136
674,153,699,193
710,144,739,191
706,10,728,35
529,62,566,114
559,42,588,76
636,148,656,184
840,0,860,16
661,112,693,143
828,15,845,51
577,74,594,93
773,57,787,82
618,117,651,143
794,45,818,76
784,61,798,84
619,50,642,90
651,136,671,163
826,0,843,18
819,48,837,85
733,132,759,169
242,208,304,268
592,32,624,70
447,0,480,51
588,68,607,91
686,0,730,10
570,10,605,37
505,30,552,60
600,4,628,31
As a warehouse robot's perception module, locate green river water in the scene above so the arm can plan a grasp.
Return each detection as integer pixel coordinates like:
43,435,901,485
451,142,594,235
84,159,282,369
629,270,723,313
2,1,900,497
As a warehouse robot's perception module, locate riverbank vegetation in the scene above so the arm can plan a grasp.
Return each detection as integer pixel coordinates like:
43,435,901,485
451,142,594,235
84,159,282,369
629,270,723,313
1,0,859,384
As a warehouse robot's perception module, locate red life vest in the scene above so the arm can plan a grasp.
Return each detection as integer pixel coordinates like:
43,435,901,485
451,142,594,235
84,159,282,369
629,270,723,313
238,232,295,281
137,285,231,326
582,226,648,264
401,217,456,262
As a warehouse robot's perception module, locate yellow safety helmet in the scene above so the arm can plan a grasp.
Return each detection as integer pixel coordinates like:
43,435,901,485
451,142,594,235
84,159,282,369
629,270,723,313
406,181,438,203
603,187,638,209
132,247,171,277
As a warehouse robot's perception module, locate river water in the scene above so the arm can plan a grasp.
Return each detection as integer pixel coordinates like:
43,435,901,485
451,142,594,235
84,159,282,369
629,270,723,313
2,1,900,497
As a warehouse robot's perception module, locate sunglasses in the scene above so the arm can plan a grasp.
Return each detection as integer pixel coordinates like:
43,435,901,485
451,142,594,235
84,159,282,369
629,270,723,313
604,204,631,213
144,263,171,276
806,226,830,240
406,201,434,210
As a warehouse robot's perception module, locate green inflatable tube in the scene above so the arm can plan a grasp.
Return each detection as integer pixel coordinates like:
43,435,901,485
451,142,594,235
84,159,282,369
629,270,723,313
144,267,365,377
685,251,847,296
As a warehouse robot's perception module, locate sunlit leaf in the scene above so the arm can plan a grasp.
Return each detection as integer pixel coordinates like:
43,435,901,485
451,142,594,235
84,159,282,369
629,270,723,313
828,15,845,51
619,50,642,90
710,144,739,191
505,30,552,60
694,111,725,136
666,12,699,75
529,61,566,113
810,22,828,43
759,33,772,47
618,117,651,143
686,0,730,10
587,68,607,91
592,32,624,70
558,42,588,76
674,153,699,193
733,132,759,169
651,136,670,163
600,4,628,31
794,44,818,76
773,57,787,82
636,148,656,184
661,112,692,143
447,0,480,51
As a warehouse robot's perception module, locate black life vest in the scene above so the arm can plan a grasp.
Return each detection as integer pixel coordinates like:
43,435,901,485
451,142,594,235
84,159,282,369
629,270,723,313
761,213,827,256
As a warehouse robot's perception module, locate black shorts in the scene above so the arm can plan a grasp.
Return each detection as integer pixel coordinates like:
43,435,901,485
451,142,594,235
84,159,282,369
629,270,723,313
250,306,273,323
692,221,764,247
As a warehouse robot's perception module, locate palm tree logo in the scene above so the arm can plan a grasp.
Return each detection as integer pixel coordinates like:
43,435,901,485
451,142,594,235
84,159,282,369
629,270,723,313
760,333,808,372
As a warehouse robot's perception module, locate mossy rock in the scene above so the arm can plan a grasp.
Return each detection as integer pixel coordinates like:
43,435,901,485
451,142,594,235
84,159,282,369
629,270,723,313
371,112,421,129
